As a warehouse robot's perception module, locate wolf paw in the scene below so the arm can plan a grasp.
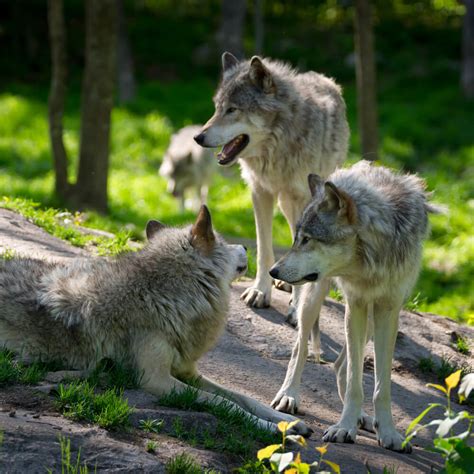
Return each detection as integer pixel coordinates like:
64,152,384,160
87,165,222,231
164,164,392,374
271,389,299,414
273,279,292,293
285,304,298,327
241,286,271,308
287,419,313,438
358,412,375,433
323,423,357,444
376,426,411,453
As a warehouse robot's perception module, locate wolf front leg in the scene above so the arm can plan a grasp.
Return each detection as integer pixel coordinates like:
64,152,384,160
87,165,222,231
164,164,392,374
323,298,367,444
271,279,329,413
372,301,411,453
197,375,312,437
241,186,274,308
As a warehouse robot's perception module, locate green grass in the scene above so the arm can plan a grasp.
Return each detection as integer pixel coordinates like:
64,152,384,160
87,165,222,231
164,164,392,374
165,453,203,474
454,335,470,355
0,348,63,386
139,418,164,434
86,358,143,391
47,436,95,474
418,356,472,383
158,385,279,457
55,380,133,430
0,56,472,324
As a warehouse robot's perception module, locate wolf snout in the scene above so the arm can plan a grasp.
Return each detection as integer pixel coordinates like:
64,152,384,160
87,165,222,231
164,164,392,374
193,132,205,146
269,267,279,279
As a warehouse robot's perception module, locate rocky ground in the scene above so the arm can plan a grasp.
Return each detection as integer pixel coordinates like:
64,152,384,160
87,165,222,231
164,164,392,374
0,208,472,473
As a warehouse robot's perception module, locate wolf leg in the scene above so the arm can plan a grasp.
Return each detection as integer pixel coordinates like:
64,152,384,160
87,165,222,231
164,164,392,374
334,343,374,433
271,280,328,413
241,187,274,308
197,375,312,437
323,299,367,444
372,302,411,453
277,193,307,326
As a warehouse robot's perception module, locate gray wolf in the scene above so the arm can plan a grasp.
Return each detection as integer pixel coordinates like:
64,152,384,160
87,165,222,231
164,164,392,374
194,53,349,338
269,161,440,451
160,125,215,212
0,206,309,435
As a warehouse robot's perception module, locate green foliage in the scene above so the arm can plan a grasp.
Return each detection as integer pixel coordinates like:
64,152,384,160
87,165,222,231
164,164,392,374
145,440,158,454
158,385,278,456
0,247,15,260
139,418,164,434
0,348,63,386
47,435,95,474
165,453,203,474
0,197,135,256
236,421,340,473
55,381,133,430
418,356,472,383
405,370,474,473
454,336,470,356
86,358,142,391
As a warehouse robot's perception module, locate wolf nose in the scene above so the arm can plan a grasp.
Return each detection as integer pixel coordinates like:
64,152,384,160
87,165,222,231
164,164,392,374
193,133,205,146
269,268,279,279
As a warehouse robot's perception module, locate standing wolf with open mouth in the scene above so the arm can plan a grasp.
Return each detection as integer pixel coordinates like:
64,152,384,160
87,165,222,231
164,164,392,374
270,161,441,451
194,52,349,338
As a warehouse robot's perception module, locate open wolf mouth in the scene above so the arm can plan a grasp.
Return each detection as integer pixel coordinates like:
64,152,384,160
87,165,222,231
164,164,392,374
217,134,249,166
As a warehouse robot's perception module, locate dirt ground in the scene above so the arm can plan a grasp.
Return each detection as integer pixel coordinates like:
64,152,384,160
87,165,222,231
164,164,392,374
0,208,472,473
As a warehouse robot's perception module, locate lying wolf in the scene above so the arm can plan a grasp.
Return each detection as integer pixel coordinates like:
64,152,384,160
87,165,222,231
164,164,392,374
160,125,215,212
270,161,440,452
195,53,349,335
0,206,309,434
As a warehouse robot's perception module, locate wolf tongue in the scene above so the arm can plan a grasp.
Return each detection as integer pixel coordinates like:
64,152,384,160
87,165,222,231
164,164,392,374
222,137,239,156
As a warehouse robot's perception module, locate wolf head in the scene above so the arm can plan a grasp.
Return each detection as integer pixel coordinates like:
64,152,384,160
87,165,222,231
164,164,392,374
146,205,247,281
159,153,193,198
194,52,282,167
270,175,358,285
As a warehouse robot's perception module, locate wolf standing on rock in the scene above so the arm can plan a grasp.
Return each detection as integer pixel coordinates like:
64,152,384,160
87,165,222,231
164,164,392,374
195,53,349,334
270,161,440,451
0,206,310,435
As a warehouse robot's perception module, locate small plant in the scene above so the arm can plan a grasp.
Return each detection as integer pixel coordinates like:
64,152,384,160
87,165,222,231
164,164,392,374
405,292,426,312
87,358,142,390
404,370,474,473
454,335,470,355
236,421,340,473
139,418,164,434
46,435,95,474
165,453,202,474
0,247,15,260
329,287,344,302
56,380,133,430
145,440,158,453
418,357,436,375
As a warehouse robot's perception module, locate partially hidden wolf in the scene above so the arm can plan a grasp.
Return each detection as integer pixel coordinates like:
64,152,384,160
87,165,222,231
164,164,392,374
195,52,349,334
270,161,440,451
160,125,215,212
0,206,309,435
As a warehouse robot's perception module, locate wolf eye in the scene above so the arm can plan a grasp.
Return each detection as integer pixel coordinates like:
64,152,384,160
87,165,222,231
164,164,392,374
226,107,237,114
301,236,310,245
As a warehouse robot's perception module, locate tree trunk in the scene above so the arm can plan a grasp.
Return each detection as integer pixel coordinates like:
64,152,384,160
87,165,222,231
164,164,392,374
462,0,474,98
216,0,247,59
75,0,118,213
354,0,379,160
47,0,70,199
116,0,136,103
254,0,264,55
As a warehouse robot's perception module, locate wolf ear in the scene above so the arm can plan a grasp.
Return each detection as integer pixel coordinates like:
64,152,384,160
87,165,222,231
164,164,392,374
308,174,324,198
324,182,358,225
146,220,166,240
222,52,239,74
191,205,215,254
249,56,274,93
